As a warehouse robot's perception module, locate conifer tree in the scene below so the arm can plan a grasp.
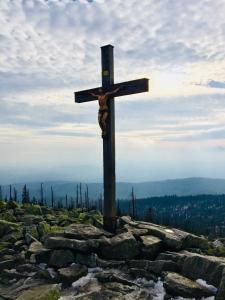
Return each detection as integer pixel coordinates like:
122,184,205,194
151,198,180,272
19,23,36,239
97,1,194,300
0,185,2,201
40,183,44,206
51,186,54,208
22,184,30,204
13,188,17,202
9,184,12,201
76,184,79,208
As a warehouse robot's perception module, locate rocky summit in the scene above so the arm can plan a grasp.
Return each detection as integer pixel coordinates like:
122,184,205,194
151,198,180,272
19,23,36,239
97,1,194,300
0,201,224,299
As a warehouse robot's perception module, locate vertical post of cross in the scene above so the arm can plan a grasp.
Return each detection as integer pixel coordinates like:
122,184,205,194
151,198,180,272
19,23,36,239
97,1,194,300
101,45,116,233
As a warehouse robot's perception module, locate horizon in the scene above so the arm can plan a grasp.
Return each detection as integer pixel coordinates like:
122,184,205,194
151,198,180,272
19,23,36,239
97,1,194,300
2,175,225,187
1,0,225,184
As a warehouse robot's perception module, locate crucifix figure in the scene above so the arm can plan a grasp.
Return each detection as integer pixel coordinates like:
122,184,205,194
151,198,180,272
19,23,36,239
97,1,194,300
75,45,149,233
89,87,120,138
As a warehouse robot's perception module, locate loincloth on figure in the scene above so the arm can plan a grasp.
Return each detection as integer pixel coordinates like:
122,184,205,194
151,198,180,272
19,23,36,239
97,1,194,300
98,108,109,113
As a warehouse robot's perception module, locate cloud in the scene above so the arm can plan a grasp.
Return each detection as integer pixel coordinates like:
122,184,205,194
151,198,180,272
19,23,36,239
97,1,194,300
207,80,225,89
1,0,225,182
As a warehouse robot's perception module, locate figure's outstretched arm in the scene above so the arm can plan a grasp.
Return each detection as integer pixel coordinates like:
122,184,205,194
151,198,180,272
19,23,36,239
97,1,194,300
105,87,120,96
89,92,99,98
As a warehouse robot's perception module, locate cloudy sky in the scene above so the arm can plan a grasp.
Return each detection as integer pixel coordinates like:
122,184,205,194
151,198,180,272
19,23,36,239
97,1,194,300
1,0,225,184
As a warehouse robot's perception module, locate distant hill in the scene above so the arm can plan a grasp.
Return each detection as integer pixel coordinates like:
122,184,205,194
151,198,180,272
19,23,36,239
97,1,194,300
2,177,225,203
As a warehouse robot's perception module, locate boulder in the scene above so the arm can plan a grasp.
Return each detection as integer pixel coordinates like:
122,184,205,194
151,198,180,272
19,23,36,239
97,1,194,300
25,233,38,245
16,284,60,300
58,264,88,284
99,232,139,260
96,257,125,268
216,268,225,300
129,268,156,281
163,272,216,298
124,225,148,237
6,200,19,210
0,259,18,271
147,260,180,275
28,241,44,254
121,217,208,250
157,250,225,287
75,253,97,268
96,271,138,287
127,259,180,275
0,277,47,299
49,249,75,268
45,236,91,252
64,224,112,240
73,290,124,300
20,214,44,225
0,220,19,238
140,235,162,259
137,221,208,250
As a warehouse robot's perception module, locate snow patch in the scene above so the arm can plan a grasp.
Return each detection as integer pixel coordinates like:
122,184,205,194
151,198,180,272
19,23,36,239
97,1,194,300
196,279,217,294
72,273,97,289
38,263,47,270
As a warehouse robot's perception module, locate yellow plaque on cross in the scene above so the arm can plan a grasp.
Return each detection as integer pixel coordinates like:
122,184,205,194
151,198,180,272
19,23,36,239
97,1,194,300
102,70,109,76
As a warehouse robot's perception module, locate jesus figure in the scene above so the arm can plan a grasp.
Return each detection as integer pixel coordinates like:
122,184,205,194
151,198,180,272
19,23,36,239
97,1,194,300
90,87,120,138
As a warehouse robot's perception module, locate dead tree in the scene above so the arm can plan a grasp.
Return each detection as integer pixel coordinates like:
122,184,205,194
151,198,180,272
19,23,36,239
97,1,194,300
51,186,54,208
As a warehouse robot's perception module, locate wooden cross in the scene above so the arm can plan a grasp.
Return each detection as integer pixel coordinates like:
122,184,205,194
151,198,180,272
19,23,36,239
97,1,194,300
74,45,149,233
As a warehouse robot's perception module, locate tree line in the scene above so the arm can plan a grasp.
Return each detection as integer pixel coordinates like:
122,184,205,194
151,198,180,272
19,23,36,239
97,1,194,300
0,183,103,213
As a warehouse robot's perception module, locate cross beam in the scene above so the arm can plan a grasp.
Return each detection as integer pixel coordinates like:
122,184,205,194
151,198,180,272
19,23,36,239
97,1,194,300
74,45,149,233
75,78,149,103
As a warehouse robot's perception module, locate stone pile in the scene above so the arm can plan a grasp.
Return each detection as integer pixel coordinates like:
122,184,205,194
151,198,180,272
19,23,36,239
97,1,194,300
0,203,225,299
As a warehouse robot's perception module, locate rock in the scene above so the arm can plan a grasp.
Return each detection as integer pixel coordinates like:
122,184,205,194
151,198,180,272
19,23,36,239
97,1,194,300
74,290,124,300
25,233,38,245
23,204,42,216
14,240,26,251
125,225,148,237
45,236,90,252
163,272,216,298
140,235,163,259
137,221,208,250
96,257,125,268
33,249,52,264
96,271,138,287
216,268,225,300
147,260,180,275
49,249,75,268
0,277,47,299
64,224,112,240
127,259,150,269
76,253,97,268
16,264,38,273
157,250,225,287
128,259,180,275
28,241,44,254
0,259,18,271
99,232,139,260
23,224,39,240
129,268,156,281
6,200,19,210
16,284,60,300
120,217,208,251
58,264,88,284
0,220,19,238
20,215,43,225
120,216,139,227
0,248,15,257
0,256,25,271
2,269,28,280
103,282,136,294
28,241,51,263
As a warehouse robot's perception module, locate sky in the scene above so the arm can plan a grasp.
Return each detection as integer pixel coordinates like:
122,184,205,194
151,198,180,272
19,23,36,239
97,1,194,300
0,0,225,184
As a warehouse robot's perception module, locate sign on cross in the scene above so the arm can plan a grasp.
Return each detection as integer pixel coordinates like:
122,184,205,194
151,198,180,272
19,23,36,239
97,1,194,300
74,45,149,233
